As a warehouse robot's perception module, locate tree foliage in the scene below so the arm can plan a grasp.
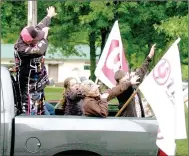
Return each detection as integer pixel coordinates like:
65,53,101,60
1,1,188,80
1,1,27,43
154,15,188,64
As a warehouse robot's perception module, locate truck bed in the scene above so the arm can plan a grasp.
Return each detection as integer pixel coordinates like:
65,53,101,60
1,66,159,156
14,116,158,156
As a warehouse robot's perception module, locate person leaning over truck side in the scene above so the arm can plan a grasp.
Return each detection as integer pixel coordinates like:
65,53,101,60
81,75,139,117
114,44,156,117
58,77,85,116
14,6,57,115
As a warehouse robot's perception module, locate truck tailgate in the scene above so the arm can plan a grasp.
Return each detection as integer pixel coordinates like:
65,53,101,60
14,116,158,156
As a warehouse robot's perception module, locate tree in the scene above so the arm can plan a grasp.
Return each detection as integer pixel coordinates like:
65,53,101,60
153,1,188,80
1,1,27,43
37,1,87,57
154,15,188,64
115,1,188,71
2,1,188,80
78,1,117,80
154,15,188,80
38,1,120,81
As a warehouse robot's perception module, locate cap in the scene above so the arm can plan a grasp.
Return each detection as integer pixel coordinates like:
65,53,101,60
20,26,45,42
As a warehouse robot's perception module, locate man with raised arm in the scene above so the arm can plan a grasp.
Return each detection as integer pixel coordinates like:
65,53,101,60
114,44,156,117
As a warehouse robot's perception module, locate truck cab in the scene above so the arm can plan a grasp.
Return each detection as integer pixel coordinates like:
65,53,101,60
1,66,161,156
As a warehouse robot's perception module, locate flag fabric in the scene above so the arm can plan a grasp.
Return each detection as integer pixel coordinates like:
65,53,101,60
94,20,129,88
139,38,187,155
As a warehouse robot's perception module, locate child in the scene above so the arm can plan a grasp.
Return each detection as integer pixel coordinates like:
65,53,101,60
59,77,85,116
81,75,139,117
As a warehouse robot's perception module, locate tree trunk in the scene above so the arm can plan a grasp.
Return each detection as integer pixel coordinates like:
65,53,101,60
99,28,109,57
147,41,154,70
89,32,96,81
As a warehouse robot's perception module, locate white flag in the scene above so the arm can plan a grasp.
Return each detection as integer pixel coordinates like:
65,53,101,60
139,38,186,155
94,20,129,88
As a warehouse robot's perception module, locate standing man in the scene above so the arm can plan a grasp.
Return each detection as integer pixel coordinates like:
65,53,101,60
114,44,156,117
14,6,57,115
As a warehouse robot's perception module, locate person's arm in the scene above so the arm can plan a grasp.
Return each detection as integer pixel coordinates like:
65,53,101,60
136,44,156,83
35,16,51,30
106,82,132,101
84,98,108,117
18,39,48,57
67,90,85,101
35,6,57,30
104,74,140,101
135,56,152,83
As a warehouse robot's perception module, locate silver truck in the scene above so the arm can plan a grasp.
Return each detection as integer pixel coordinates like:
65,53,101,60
1,66,164,156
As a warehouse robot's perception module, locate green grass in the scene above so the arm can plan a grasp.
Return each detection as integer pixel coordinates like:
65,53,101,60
176,105,188,156
44,86,119,104
44,86,63,100
181,65,188,81
45,87,188,155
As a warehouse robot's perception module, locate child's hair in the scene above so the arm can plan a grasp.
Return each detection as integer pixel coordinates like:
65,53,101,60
82,80,99,97
114,70,126,84
59,77,76,110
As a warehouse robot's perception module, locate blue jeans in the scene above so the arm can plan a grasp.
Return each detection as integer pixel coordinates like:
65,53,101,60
31,102,55,115
44,102,55,115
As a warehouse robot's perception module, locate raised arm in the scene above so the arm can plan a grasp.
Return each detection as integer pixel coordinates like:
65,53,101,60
136,44,156,83
35,6,57,30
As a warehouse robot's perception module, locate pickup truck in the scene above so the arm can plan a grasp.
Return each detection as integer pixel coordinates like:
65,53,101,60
1,66,164,156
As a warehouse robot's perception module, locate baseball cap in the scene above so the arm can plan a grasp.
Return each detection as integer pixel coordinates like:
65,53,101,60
20,26,45,42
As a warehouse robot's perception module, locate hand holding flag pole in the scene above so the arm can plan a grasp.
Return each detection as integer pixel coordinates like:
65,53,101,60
115,87,140,117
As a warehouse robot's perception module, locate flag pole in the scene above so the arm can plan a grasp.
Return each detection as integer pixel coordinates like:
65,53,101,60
95,78,99,84
115,87,140,117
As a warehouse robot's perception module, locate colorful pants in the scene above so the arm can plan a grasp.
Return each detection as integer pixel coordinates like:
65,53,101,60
17,66,49,115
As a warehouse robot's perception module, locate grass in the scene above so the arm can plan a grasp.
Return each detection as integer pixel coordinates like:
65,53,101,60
44,86,119,104
44,86,63,100
44,87,188,155
175,105,188,156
